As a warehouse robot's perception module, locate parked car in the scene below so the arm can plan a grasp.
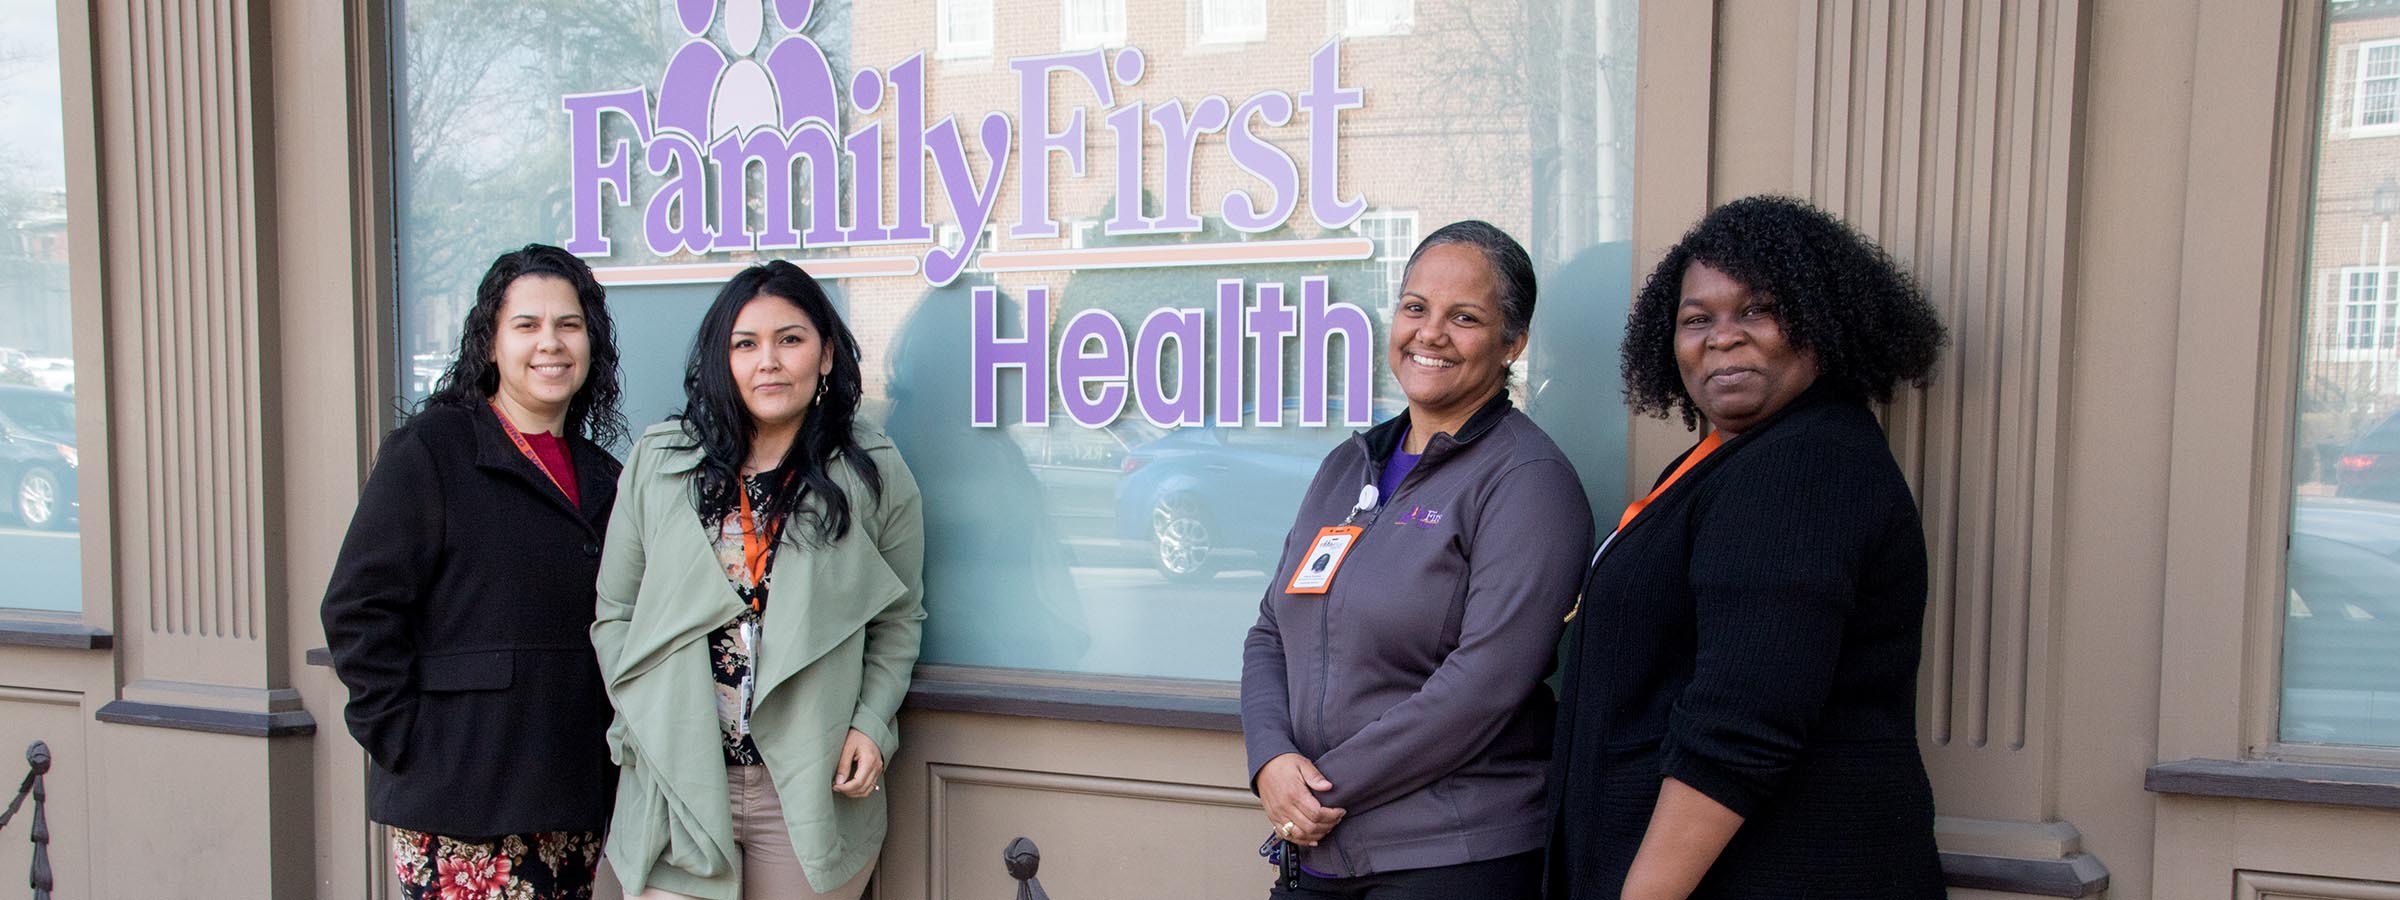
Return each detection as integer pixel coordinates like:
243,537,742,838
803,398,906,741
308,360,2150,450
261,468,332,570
1009,414,1164,544
1113,423,1347,581
0,385,78,530
24,358,71,395
2334,412,2400,501
2283,495,2400,746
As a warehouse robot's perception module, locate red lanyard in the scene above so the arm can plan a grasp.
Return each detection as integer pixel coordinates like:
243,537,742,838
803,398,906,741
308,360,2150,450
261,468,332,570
1615,431,1723,532
736,481,781,603
489,401,571,500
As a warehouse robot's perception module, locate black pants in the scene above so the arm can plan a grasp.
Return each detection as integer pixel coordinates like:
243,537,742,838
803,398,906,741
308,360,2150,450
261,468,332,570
1268,850,1543,900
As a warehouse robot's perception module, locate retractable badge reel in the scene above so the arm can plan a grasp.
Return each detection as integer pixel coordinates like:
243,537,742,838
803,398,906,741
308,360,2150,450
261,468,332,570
1287,484,1378,595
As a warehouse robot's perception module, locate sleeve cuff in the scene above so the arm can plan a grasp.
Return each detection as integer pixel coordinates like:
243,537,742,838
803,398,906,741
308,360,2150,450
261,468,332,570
1659,741,1767,820
1245,734,1301,794
851,710,899,761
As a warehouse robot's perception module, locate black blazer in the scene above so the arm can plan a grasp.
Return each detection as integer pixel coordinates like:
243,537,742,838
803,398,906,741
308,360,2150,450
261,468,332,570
1547,384,1943,898
321,402,622,837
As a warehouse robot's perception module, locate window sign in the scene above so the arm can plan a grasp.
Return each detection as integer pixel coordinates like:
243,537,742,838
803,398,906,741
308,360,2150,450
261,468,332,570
2286,0,2400,747
395,0,1635,679
0,0,80,612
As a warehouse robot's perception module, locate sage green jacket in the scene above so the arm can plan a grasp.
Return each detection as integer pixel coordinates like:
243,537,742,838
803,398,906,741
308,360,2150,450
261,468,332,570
592,420,925,898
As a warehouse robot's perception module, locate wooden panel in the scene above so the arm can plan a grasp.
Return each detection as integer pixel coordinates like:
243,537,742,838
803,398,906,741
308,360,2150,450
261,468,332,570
926,764,1262,900
2240,871,2400,900
0,689,89,898
1792,0,2082,812
102,0,277,643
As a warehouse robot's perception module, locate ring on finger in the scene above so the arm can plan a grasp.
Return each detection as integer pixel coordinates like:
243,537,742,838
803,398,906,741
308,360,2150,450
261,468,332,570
1279,820,1297,838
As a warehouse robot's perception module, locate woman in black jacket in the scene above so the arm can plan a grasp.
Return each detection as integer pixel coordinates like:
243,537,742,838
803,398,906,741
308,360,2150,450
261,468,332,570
321,244,628,900
1548,196,1949,899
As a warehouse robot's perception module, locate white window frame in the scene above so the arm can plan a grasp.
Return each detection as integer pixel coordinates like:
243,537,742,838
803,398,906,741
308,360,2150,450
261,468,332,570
1340,0,1414,38
2355,39,2400,135
2338,266,2400,353
1352,210,1420,301
1059,0,1128,51
1195,0,1267,45
937,0,995,59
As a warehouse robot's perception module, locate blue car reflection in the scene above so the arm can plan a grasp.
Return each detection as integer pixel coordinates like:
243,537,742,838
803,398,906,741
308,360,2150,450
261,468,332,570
0,385,77,530
1113,423,1352,581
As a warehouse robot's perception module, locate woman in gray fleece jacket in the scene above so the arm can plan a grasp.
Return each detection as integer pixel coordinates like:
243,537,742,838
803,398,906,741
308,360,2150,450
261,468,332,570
1241,221,1594,900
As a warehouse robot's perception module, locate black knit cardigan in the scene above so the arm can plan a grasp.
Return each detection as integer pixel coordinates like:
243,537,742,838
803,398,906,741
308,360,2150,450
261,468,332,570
1545,383,1945,898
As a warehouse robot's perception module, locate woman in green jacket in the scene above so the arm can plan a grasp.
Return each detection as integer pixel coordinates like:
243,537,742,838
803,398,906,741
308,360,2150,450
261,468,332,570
594,261,925,900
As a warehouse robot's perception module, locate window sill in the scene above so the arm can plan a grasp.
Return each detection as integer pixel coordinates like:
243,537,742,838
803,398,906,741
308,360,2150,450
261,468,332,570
0,618,111,650
2145,757,2400,810
901,664,1239,732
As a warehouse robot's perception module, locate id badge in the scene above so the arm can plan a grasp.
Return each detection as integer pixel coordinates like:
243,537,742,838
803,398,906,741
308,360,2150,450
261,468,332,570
1286,525,1364,595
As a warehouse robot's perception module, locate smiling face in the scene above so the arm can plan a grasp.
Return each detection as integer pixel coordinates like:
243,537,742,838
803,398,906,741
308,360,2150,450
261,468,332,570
1387,243,1526,429
729,292,834,433
487,274,590,430
1673,261,1819,436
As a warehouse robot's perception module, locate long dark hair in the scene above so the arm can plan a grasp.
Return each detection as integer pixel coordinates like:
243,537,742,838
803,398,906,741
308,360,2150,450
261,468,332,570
676,260,880,545
422,244,628,446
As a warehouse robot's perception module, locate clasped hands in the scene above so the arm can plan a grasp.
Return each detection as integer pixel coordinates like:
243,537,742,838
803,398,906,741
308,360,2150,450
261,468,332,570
1257,752,1346,846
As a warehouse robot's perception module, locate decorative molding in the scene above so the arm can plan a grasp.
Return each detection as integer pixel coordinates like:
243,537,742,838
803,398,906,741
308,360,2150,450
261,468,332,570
1943,851,2109,897
94,700,314,737
0,620,113,650
99,0,279,641
904,668,1240,732
1793,0,2081,762
924,764,1255,900
2238,870,2400,900
2146,757,2400,811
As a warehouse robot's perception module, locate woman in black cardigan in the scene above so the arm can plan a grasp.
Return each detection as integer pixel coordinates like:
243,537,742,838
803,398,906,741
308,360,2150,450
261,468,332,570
1548,196,1949,899
321,244,628,899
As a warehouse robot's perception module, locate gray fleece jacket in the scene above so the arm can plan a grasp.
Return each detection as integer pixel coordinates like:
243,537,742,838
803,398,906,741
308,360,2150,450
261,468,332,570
1240,392,1594,877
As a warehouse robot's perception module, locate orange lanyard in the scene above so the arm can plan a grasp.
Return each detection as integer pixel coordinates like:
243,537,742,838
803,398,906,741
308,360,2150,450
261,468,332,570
489,401,571,500
736,480,780,602
1615,431,1723,531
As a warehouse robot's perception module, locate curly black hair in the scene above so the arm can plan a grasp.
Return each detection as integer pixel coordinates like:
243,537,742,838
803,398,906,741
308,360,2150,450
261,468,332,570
1622,195,1947,430
422,244,628,447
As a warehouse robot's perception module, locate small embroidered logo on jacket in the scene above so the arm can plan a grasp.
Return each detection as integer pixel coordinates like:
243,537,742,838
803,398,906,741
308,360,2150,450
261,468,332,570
1395,506,1443,527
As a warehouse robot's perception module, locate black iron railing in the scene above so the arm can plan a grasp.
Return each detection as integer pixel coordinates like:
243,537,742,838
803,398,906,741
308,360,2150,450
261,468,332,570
0,742,49,900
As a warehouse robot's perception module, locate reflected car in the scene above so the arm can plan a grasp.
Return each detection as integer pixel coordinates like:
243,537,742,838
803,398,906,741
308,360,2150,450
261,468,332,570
1113,424,1347,582
0,385,78,530
1009,415,1165,543
2333,413,2400,502
2282,495,2400,747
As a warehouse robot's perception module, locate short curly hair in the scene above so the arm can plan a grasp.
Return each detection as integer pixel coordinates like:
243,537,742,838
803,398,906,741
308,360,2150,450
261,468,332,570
1622,195,1947,430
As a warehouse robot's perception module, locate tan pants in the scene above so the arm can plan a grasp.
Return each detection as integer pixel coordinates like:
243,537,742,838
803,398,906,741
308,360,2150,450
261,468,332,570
628,765,876,900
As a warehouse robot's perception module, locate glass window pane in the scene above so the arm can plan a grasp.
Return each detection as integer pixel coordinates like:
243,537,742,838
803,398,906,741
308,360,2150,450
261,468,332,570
2285,5,2400,747
393,0,1634,680
0,0,81,612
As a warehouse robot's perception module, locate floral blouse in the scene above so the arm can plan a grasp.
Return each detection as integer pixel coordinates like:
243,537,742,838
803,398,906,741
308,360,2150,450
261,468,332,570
703,473,777,766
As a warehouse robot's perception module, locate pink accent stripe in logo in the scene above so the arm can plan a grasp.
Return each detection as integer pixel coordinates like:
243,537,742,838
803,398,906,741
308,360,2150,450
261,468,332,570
973,237,1377,273
590,255,922,285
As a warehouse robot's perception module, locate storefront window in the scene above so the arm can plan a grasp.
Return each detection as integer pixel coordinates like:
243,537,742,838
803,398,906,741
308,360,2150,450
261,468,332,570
2285,0,2400,747
393,0,1634,679
0,0,81,613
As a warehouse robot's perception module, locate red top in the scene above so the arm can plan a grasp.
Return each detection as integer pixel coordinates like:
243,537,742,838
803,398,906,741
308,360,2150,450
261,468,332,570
519,430,580,508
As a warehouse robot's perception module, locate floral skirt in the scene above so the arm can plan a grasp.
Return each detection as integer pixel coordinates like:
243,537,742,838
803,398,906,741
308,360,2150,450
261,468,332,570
390,826,603,900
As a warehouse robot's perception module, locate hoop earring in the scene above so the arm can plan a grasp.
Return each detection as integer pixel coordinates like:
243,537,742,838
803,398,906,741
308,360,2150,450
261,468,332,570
814,378,828,407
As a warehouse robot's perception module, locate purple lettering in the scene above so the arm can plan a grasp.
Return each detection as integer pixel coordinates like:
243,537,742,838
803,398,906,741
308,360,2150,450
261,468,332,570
1060,310,1130,427
1134,308,1206,427
562,89,649,255
1010,51,1112,239
1215,279,1245,426
703,124,841,252
643,131,711,256
1299,277,1372,426
925,112,1014,285
890,54,934,241
1104,100,1152,234
1150,97,1232,231
1247,282,1296,426
1299,41,1365,229
1224,91,1298,232
844,70,894,242
972,285,1050,426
